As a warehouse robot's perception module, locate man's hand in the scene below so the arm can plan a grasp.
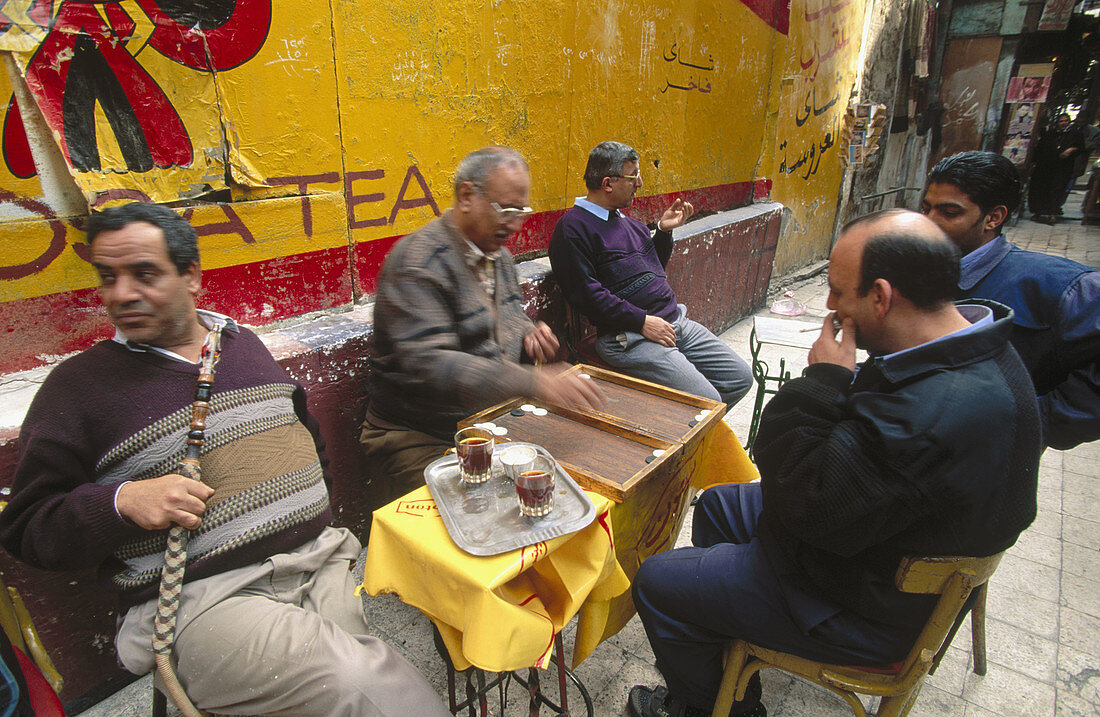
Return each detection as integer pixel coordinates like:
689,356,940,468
534,364,605,410
657,198,695,232
642,315,676,347
116,474,215,531
807,313,857,371
523,321,560,364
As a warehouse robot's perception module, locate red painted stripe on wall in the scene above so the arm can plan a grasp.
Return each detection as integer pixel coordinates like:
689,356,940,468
3,181,758,373
351,180,757,293
197,245,353,325
1,244,351,373
0,287,109,372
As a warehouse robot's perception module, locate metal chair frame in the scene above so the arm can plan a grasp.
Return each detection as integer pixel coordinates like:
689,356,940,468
744,324,795,457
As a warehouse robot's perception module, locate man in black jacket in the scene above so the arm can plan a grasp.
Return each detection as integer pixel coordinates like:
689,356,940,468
627,209,1040,717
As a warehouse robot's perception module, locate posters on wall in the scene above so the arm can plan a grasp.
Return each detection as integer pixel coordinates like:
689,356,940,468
1006,76,1051,103
1003,102,1040,165
1038,0,1075,31
1001,64,1053,167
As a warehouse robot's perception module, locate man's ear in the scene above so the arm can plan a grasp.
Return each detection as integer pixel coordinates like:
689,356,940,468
455,181,477,212
184,261,201,295
871,278,893,319
984,205,1008,232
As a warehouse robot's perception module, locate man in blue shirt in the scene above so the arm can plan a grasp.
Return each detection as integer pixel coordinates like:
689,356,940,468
923,150,1099,449
548,141,752,408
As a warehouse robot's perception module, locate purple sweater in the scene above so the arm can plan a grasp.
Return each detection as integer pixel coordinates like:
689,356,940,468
548,206,679,334
0,326,332,607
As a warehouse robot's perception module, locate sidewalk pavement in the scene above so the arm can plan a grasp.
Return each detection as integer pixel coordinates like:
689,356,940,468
79,210,1099,716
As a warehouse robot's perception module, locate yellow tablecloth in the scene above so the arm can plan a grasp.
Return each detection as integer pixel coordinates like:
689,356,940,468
690,419,759,491
360,488,630,673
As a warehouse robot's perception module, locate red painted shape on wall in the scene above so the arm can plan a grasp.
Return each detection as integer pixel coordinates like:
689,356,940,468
22,2,192,171
135,0,272,72
753,178,773,200
2,97,35,178
738,0,791,35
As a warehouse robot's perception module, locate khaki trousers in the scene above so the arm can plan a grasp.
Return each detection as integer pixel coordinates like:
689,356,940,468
117,527,449,717
359,421,450,506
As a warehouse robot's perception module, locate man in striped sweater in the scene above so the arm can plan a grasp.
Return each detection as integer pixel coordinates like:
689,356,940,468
0,203,448,716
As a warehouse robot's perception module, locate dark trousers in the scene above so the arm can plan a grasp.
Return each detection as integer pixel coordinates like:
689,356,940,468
632,483,916,711
1029,164,1074,214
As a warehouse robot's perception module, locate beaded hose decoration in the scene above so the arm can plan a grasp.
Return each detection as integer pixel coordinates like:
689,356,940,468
151,326,223,717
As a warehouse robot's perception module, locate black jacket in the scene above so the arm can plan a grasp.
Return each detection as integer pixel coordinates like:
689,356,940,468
753,301,1040,632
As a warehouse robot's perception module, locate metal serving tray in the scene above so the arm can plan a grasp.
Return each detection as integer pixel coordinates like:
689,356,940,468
423,442,597,557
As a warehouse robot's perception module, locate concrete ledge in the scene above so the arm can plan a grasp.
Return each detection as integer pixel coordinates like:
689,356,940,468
0,203,781,708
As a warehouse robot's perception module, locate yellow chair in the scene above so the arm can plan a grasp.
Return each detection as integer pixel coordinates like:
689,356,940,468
0,577,64,698
929,580,989,677
711,552,1004,717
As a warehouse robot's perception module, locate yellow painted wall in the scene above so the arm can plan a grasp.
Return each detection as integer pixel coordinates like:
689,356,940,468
0,0,868,355
332,0,777,245
769,0,868,274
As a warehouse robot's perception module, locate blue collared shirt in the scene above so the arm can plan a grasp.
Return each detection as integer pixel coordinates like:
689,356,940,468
573,196,623,221
959,235,1003,284
874,304,994,365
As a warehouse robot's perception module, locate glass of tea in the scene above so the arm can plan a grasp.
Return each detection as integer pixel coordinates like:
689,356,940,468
454,427,494,484
516,455,555,517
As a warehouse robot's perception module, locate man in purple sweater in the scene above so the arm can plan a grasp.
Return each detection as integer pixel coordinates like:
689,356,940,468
549,141,752,407
0,203,448,716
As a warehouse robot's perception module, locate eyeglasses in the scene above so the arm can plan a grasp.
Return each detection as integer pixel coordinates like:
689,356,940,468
608,171,642,184
489,201,535,224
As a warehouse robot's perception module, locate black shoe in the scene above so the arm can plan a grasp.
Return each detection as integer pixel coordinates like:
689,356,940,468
628,686,680,717
627,683,766,717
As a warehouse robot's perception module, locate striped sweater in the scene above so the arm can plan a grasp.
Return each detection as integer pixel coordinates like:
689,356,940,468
0,325,331,607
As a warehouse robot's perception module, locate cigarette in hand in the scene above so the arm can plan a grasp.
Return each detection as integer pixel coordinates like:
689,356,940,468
800,318,843,333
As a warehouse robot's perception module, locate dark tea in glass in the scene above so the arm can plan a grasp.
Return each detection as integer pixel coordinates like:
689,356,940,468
516,456,554,517
454,427,494,484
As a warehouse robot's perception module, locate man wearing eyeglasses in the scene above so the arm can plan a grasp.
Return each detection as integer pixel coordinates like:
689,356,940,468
362,146,603,504
549,141,752,408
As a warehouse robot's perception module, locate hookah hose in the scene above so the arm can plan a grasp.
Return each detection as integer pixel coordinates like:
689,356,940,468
151,326,223,717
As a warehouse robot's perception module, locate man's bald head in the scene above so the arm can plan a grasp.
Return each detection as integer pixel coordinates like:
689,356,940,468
838,209,961,311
